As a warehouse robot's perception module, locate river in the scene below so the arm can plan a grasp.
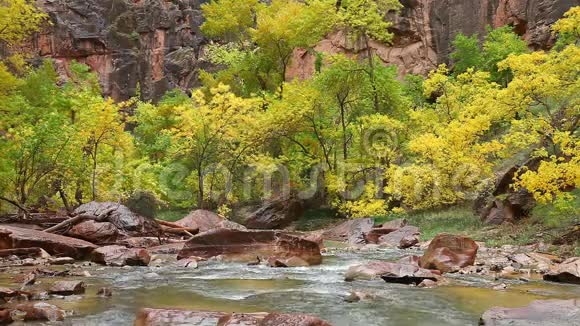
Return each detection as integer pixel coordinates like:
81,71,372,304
4,244,580,325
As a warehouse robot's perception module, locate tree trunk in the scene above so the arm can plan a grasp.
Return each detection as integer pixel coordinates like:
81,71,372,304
365,36,380,112
339,100,348,161
197,168,204,209
0,196,30,218
92,146,98,201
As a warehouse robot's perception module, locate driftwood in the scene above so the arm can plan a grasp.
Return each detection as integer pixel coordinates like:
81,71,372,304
43,208,115,233
156,219,199,239
155,219,187,229
161,226,198,238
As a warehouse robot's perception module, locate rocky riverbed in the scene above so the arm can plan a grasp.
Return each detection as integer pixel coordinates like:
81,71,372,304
0,203,578,325
0,244,579,325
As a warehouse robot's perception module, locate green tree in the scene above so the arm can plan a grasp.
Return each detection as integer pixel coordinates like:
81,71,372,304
337,0,402,111
450,33,483,75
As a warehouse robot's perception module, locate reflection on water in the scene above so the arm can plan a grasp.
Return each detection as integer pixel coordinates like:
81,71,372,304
2,247,579,326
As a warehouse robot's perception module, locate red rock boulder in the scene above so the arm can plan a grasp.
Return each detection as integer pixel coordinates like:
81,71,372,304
175,210,246,233
544,257,580,285
480,299,580,325
12,303,65,322
322,218,374,245
177,229,322,265
67,220,122,244
419,234,478,273
135,309,332,326
0,226,96,259
49,281,86,296
244,195,304,229
91,245,151,266
260,313,332,326
377,225,420,249
345,261,438,284
74,201,160,236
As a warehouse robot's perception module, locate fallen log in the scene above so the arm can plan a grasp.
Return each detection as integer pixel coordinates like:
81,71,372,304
161,226,198,238
155,219,190,229
43,208,115,233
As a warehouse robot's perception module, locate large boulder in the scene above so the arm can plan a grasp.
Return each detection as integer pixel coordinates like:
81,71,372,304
377,226,420,249
74,202,160,236
243,195,304,229
0,226,96,259
345,261,438,283
475,161,539,225
480,299,580,325
544,257,580,285
322,218,374,245
67,220,122,244
420,234,478,273
175,210,246,233
177,229,322,265
365,219,409,243
135,309,331,326
12,303,65,322
91,245,151,266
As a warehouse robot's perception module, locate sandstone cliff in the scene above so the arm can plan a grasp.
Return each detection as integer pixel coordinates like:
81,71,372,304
27,0,577,100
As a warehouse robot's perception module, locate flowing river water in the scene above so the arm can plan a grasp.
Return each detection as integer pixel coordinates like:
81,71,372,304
3,244,580,325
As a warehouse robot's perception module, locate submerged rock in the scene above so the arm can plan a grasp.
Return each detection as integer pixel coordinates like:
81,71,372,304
345,261,438,284
91,245,151,266
260,313,332,326
12,302,65,322
135,309,332,326
344,291,376,303
544,257,580,285
0,226,96,259
379,263,438,285
97,287,113,298
176,257,198,268
135,309,227,325
420,234,478,273
49,281,86,296
480,299,580,325
177,229,322,265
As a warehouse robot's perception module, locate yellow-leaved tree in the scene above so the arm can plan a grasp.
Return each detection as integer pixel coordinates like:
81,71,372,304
0,0,47,45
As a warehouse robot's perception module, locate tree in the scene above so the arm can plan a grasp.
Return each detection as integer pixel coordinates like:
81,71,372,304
498,44,579,203
481,26,529,85
0,0,47,45
448,26,528,85
337,0,402,111
552,6,580,49
450,33,483,75
200,0,337,95
165,84,260,208
201,0,260,42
